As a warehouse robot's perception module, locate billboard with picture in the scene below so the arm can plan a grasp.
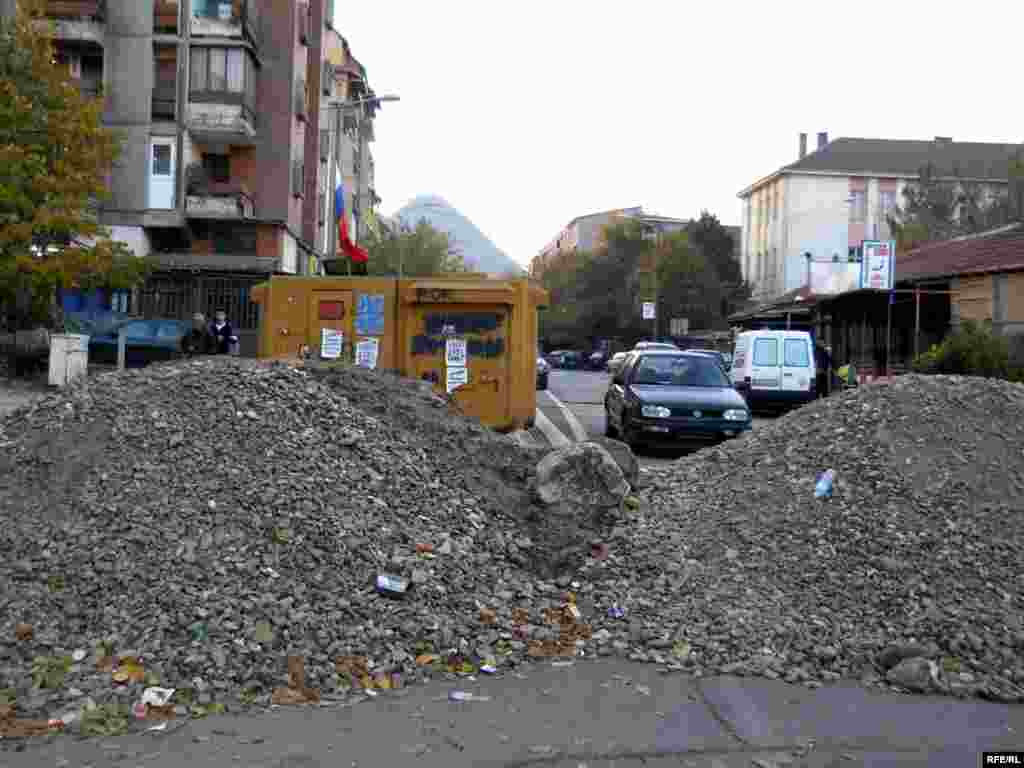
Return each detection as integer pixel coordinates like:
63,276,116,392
860,240,895,291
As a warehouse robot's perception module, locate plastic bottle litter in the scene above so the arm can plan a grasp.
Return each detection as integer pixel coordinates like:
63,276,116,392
376,573,411,598
448,691,491,703
814,469,835,499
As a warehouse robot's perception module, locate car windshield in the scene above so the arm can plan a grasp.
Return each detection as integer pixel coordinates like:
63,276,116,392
632,355,730,387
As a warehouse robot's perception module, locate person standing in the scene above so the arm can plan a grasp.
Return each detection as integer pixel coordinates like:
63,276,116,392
182,313,212,356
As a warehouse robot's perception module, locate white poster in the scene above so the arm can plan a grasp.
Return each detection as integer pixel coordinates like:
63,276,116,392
320,328,343,359
861,240,895,291
642,301,656,320
355,338,379,369
446,366,469,394
445,338,468,367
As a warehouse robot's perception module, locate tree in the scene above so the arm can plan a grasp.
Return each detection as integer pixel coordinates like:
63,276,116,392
685,210,750,318
363,217,465,277
0,0,151,333
888,156,1024,252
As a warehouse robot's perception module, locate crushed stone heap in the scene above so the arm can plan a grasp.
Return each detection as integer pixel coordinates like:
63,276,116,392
602,374,1024,702
0,364,1021,738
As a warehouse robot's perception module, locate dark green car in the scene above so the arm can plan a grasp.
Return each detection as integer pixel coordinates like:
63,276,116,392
604,350,752,448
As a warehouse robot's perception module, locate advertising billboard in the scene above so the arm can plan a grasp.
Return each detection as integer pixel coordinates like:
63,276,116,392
861,240,895,291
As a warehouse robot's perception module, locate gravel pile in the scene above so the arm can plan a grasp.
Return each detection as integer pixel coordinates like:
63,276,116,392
0,358,605,732
1,364,1021,741
584,374,1024,702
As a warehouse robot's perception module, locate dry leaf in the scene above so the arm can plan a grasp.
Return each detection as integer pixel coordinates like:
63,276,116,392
479,608,497,625
415,654,437,666
0,703,62,738
15,623,33,642
271,687,317,706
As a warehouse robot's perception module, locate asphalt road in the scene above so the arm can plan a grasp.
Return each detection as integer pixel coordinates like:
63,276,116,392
537,368,771,466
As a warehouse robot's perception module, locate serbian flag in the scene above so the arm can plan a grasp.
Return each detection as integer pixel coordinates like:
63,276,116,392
334,183,369,264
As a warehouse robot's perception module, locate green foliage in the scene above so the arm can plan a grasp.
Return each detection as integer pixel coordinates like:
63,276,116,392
535,212,746,347
364,218,465,277
912,320,1024,381
889,157,1024,253
79,704,130,737
31,655,72,689
0,1,152,330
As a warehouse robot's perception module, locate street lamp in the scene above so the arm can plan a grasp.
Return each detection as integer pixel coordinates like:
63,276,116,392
327,94,400,275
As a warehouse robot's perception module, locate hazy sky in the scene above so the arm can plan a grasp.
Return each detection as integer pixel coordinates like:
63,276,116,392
336,1,1022,267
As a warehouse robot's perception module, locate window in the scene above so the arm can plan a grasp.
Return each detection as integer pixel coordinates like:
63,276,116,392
849,190,866,222
752,338,779,367
190,47,250,96
880,190,897,216
784,339,810,367
631,355,728,388
208,48,226,91
202,153,230,183
152,144,172,176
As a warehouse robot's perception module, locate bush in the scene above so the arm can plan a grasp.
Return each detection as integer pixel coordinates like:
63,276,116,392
912,320,1024,381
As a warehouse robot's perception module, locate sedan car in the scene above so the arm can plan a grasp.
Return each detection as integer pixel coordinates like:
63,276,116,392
632,341,680,352
604,350,751,448
536,357,550,390
687,348,731,372
89,318,192,367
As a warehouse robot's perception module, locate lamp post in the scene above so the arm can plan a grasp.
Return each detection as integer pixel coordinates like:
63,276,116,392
327,94,399,275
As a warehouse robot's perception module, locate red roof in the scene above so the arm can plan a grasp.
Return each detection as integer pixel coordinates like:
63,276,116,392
898,223,1024,282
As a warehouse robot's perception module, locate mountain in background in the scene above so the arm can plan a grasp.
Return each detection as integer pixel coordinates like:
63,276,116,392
391,195,524,276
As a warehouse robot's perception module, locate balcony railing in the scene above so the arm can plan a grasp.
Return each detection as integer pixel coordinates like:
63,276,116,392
187,92,257,140
152,84,176,120
45,0,104,19
191,0,261,49
186,182,254,220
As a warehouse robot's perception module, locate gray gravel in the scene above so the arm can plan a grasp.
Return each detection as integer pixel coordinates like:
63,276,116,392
0,364,1021,746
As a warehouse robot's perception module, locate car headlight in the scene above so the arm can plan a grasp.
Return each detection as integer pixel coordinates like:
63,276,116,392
641,405,671,418
723,409,749,421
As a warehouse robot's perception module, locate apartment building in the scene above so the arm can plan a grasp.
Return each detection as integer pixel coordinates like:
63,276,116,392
738,132,1022,303
8,0,380,353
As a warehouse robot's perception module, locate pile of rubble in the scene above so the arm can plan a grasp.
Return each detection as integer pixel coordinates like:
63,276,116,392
586,374,1024,702
0,359,618,733
1,362,1021,742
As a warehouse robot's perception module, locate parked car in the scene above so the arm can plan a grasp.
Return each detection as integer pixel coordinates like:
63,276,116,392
88,318,192,367
688,348,731,372
588,350,609,370
731,330,816,409
558,351,584,370
604,350,752,448
536,357,550,390
606,351,629,375
545,349,571,368
633,341,680,352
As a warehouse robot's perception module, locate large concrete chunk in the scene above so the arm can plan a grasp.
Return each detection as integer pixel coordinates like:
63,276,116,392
589,436,640,489
536,441,629,517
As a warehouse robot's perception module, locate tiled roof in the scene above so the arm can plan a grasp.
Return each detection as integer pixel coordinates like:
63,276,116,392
789,138,1021,179
897,223,1024,282
741,138,1023,197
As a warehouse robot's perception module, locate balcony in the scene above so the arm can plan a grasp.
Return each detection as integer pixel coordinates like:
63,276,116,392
186,182,254,220
187,97,256,145
44,0,105,44
152,84,176,121
190,0,261,49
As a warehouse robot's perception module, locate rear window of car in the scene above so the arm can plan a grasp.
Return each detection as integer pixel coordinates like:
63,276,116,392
784,338,810,367
752,338,779,366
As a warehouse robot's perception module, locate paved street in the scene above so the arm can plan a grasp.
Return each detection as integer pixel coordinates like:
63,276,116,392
537,368,771,466
5,660,1020,768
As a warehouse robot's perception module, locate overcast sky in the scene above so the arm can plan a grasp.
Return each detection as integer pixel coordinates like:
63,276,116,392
336,1,1022,268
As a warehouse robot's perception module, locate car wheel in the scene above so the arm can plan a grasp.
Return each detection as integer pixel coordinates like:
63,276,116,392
537,374,548,391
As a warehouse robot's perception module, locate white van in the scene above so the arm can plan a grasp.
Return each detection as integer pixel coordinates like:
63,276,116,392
731,330,816,407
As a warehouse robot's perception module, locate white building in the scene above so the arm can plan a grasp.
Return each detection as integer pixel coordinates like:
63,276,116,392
738,133,1022,302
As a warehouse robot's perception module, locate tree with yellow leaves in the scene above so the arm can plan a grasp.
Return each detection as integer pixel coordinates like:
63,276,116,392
0,0,151,334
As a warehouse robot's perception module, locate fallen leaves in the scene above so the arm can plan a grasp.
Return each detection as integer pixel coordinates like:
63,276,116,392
271,655,320,706
112,656,146,685
14,623,33,642
0,702,64,738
